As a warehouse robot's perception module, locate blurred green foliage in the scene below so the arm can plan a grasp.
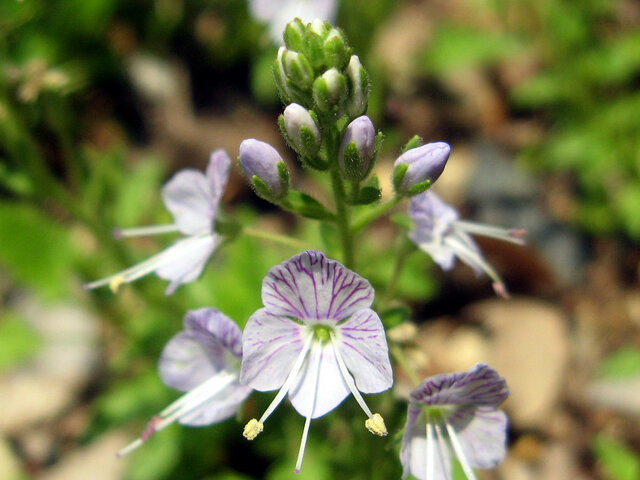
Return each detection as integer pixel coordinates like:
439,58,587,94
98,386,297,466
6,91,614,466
594,435,640,480
418,0,640,239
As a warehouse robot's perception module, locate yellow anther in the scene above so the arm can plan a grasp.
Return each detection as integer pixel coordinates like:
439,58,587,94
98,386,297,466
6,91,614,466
365,413,388,436
243,418,264,440
109,276,126,293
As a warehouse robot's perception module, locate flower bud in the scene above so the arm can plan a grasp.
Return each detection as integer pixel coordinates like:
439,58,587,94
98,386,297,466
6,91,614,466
239,139,290,199
339,116,376,181
281,103,321,156
273,47,293,103
345,55,369,117
393,142,450,196
323,28,350,70
312,68,347,113
283,18,305,52
282,49,314,90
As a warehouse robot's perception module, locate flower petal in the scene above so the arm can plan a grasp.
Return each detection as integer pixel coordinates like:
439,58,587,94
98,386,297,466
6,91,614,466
409,363,509,407
336,309,393,393
162,170,215,235
288,342,350,418
445,406,508,469
155,233,217,295
400,406,452,480
240,309,307,391
159,308,242,392
206,149,231,209
262,250,374,322
178,382,252,426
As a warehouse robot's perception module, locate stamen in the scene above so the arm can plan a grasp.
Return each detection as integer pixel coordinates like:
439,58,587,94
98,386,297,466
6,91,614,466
114,224,180,238
294,343,322,473
425,412,435,480
117,371,236,457
454,221,526,246
443,416,478,480
444,235,509,298
432,420,452,480
258,334,314,423
243,419,263,440
84,233,212,291
329,334,387,436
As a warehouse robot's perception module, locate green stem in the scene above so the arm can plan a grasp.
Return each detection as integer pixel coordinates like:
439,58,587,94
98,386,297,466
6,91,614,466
351,196,402,233
390,344,421,387
379,236,415,311
329,163,354,268
243,226,315,250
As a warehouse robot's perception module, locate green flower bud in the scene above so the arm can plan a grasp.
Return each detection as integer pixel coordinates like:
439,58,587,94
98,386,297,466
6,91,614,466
345,55,369,117
283,18,305,52
283,49,314,90
323,28,350,70
312,68,347,113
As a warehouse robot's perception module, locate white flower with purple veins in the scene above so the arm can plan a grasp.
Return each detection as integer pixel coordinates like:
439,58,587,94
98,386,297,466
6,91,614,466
409,191,525,297
117,308,252,457
401,363,509,480
240,250,393,472
249,0,338,44
84,150,231,295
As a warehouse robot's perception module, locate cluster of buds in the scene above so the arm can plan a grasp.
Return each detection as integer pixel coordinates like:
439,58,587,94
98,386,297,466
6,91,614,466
274,18,368,117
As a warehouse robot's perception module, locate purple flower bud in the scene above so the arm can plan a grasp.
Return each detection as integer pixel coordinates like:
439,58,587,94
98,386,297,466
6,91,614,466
282,103,321,155
239,139,289,198
339,116,376,181
393,142,450,195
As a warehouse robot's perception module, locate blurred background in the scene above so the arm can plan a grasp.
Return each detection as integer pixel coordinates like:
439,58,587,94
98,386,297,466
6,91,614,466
1,0,640,479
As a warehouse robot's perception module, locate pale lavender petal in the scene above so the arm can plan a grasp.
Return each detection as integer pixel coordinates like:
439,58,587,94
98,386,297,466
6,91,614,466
409,363,509,407
178,382,252,426
288,342,350,418
155,233,217,295
401,406,452,480
162,170,215,235
409,191,459,242
206,149,232,209
262,250,374,322
240,308,307,391
445,406,508,469
408,229,457,271
335,309,393,393
159,308,242,392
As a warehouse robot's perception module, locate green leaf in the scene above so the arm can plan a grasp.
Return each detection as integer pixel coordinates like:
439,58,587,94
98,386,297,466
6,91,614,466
594,435,640,480
598,347,640,379
350,186,382,205
286,191,335,220
0,313,42,372
0,202,73,298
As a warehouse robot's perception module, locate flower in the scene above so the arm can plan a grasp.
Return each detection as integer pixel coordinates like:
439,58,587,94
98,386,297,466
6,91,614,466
408,191,525,297
249,0,338,45
400,363,509,480
240,250,393,472
117,308,252,457
84,149,231,295
393,142,450,196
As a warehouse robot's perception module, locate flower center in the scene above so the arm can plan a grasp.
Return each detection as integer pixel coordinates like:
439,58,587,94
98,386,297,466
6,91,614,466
312,324,333,343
